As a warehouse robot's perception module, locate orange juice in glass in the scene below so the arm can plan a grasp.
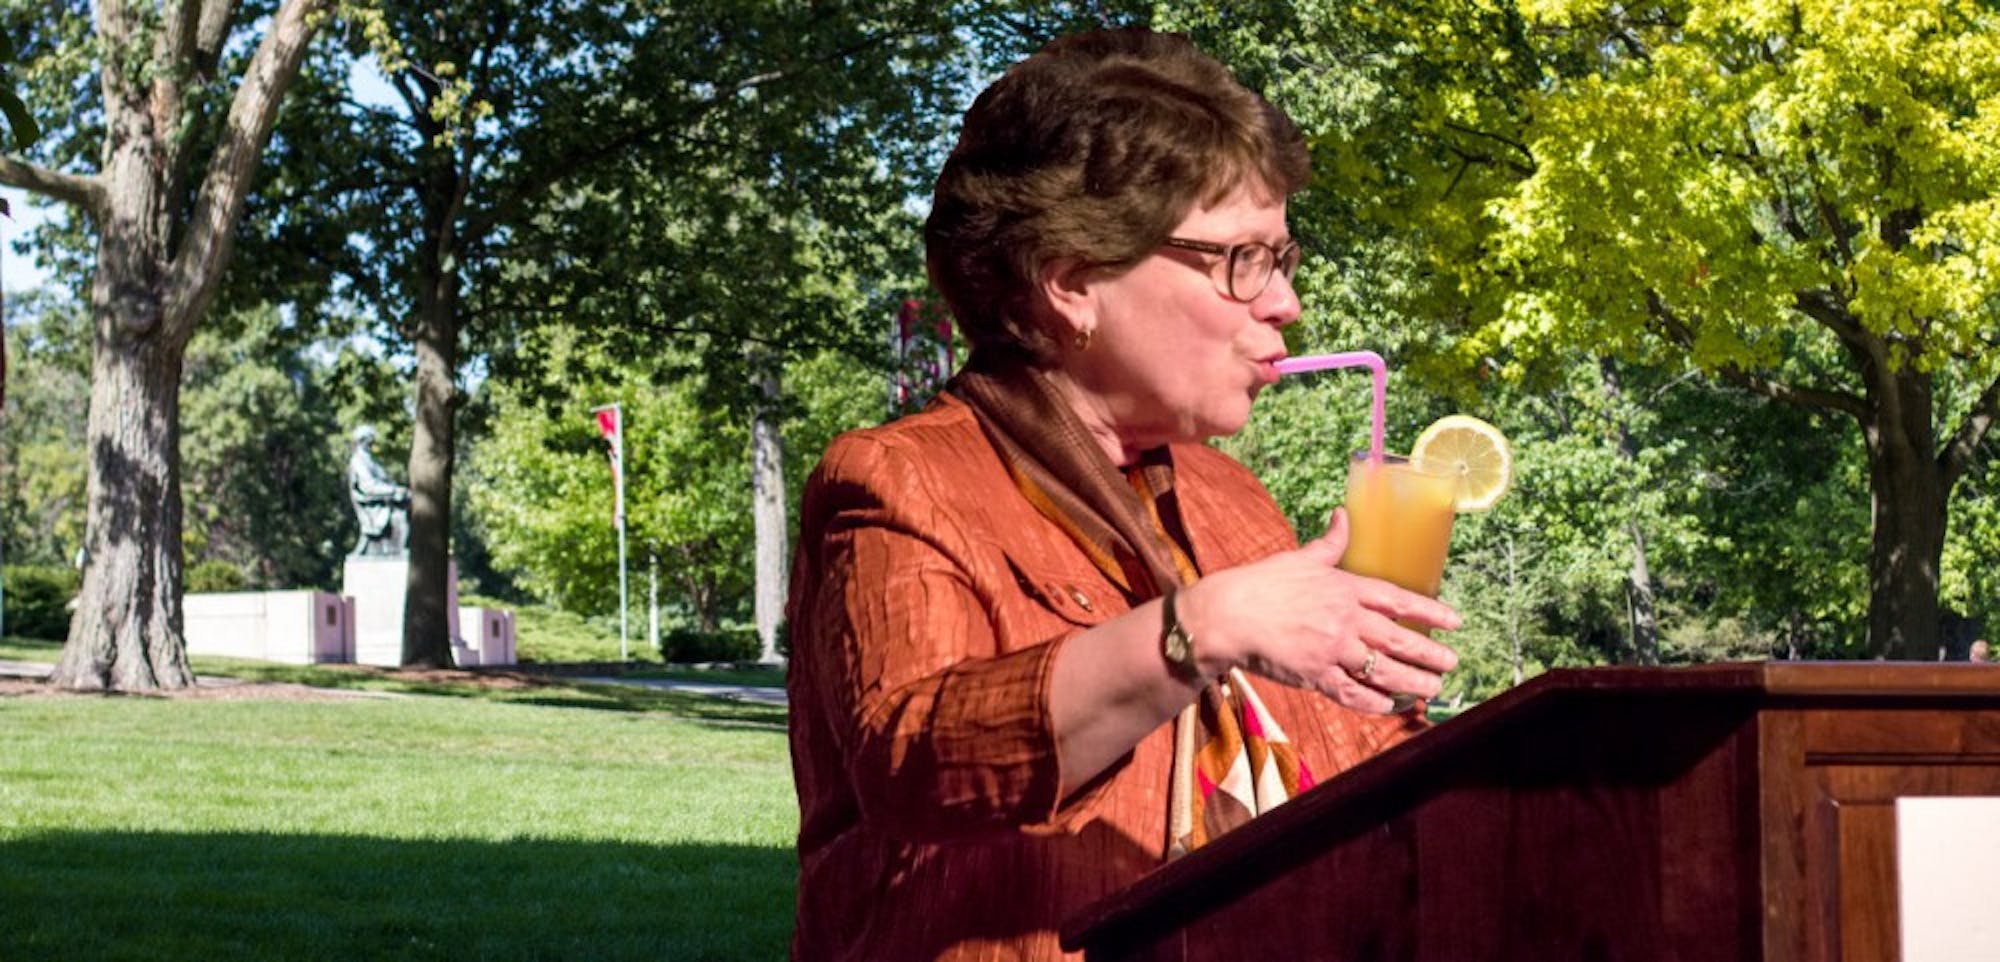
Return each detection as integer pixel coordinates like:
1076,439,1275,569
1339,452,1457,598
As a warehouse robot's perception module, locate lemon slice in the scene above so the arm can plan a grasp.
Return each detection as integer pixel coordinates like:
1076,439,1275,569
1411,414,1513,512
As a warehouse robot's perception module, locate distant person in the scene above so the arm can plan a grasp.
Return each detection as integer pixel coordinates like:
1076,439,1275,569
784,28,1459,961
1972,639,1991,663
347,425,409,557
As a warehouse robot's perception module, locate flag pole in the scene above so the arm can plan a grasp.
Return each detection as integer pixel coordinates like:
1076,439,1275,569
591,403,629,662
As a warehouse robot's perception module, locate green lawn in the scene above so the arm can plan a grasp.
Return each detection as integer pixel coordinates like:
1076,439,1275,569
0,641,797,961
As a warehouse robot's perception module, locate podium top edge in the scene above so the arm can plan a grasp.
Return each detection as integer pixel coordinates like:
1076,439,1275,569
1529,660,2000,698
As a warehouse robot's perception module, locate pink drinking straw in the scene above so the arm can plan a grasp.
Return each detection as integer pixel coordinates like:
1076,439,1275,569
1271,351,1387,463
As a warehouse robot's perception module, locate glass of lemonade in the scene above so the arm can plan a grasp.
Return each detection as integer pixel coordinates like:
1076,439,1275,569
1338,452,1458,598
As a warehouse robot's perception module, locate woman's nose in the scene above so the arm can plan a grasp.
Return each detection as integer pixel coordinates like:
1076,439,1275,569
1255,270,1302,327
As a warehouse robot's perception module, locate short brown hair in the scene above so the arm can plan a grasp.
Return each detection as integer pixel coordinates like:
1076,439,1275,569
924,28,1310,365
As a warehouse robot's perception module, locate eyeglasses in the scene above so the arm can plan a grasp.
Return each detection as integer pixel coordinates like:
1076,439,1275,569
1160,236,1303,302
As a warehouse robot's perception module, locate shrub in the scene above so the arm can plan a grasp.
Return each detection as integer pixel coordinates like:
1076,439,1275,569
660,627,760,664
3,565,80,640
185,559,250,593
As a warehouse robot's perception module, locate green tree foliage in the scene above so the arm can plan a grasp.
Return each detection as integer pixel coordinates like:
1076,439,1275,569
235,0,976,666
1944,463,2000,646
1668,379,1873,656
1190,0,2000,659
1226,360,1737,702
469,376,737,629
465,335,881,635
494,17,973,406
1,291,88,566
179,306,349,590
0,20,45,411
0,564,78,638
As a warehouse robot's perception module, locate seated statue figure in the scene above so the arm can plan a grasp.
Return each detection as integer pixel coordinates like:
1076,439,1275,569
348,425,410,557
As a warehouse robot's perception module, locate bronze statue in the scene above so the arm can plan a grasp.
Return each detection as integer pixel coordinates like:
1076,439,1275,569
348,425,409,557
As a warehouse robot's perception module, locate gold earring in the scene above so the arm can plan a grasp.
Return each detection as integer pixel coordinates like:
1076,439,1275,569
1074,327,1094,351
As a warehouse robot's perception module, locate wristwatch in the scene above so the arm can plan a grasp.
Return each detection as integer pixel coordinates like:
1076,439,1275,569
1161,586,1201,681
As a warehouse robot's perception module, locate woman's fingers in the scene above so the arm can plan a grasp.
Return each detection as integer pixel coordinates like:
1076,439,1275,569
1320,668,1403,714
1371,611,1460,675
1197,537,1464,715
1340,570,1460,634
1338,608,1451,697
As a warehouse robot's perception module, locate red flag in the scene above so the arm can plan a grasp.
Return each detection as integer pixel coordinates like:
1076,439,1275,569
592,405,625,525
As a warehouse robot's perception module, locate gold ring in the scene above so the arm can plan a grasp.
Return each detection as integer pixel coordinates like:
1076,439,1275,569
1354,649,1380,681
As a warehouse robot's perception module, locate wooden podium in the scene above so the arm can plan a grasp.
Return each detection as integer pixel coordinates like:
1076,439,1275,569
1063,662,2000,961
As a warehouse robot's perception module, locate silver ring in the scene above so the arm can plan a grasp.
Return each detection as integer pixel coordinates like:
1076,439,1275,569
1353,649,1379,681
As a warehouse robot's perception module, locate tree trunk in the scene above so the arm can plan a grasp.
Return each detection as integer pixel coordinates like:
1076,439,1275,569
1600,358,1659,665
50,321,194,689
49,48,193,691
1504,535,1524,686
401,248,460,668
1862,367,1949,661
676,554,720,634
751,354,788,664
1625,522,1659,666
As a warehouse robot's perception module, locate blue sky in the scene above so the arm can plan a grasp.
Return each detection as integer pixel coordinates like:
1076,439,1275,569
2,185,52,296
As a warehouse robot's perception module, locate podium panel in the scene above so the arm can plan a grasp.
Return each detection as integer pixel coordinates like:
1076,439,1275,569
1062,663,2000,962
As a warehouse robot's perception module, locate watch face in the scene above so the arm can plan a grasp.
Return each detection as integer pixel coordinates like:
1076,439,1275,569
1165,626,1194,667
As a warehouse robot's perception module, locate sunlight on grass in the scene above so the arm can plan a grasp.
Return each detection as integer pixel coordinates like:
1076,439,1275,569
0,663,797,960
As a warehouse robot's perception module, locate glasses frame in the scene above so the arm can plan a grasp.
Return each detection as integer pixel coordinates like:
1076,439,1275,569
1160,236,1303,302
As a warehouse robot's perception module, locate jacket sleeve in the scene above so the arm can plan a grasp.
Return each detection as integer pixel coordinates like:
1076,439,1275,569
792,432,1122,843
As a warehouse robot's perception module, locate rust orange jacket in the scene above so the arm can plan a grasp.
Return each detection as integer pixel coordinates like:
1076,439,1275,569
786,393,1420,961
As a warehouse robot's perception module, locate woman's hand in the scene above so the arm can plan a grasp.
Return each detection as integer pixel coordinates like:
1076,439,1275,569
1175,508,1460,713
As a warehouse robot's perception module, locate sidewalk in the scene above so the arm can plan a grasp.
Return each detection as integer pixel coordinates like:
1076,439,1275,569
0,659,49,679
0,658,786,705
579,675,788,706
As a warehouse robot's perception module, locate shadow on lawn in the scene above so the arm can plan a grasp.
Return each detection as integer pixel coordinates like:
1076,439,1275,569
0,830,794,961
197,661,789,732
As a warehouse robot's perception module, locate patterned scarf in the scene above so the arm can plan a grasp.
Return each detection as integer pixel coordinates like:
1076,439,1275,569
947,354,1314,860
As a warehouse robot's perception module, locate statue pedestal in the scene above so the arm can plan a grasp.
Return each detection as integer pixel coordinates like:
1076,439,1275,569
342,556,460,667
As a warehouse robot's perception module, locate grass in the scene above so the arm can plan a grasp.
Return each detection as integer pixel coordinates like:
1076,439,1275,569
0,637,60,664
0,637,797,961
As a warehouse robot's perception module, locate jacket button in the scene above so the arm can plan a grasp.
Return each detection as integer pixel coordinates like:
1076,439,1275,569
1066,586,1093,611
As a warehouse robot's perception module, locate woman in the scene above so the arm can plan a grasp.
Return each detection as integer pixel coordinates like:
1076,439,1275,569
786,27,1460,961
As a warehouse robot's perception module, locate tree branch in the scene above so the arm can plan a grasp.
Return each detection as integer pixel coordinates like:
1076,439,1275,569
1791,287,1887,365
153,0,213,197
1645,290,1867,419
391,68,436,141
196,0,235,65
95,0,142,121
464,27,915,246
1942,371,2000,487
164,0,329,341
0,156,106,212
164,0,204,67
1440,119,1536,176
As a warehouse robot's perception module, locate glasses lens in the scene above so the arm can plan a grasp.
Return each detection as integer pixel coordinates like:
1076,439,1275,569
1276,243,1301,279
1229,244,1274,300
